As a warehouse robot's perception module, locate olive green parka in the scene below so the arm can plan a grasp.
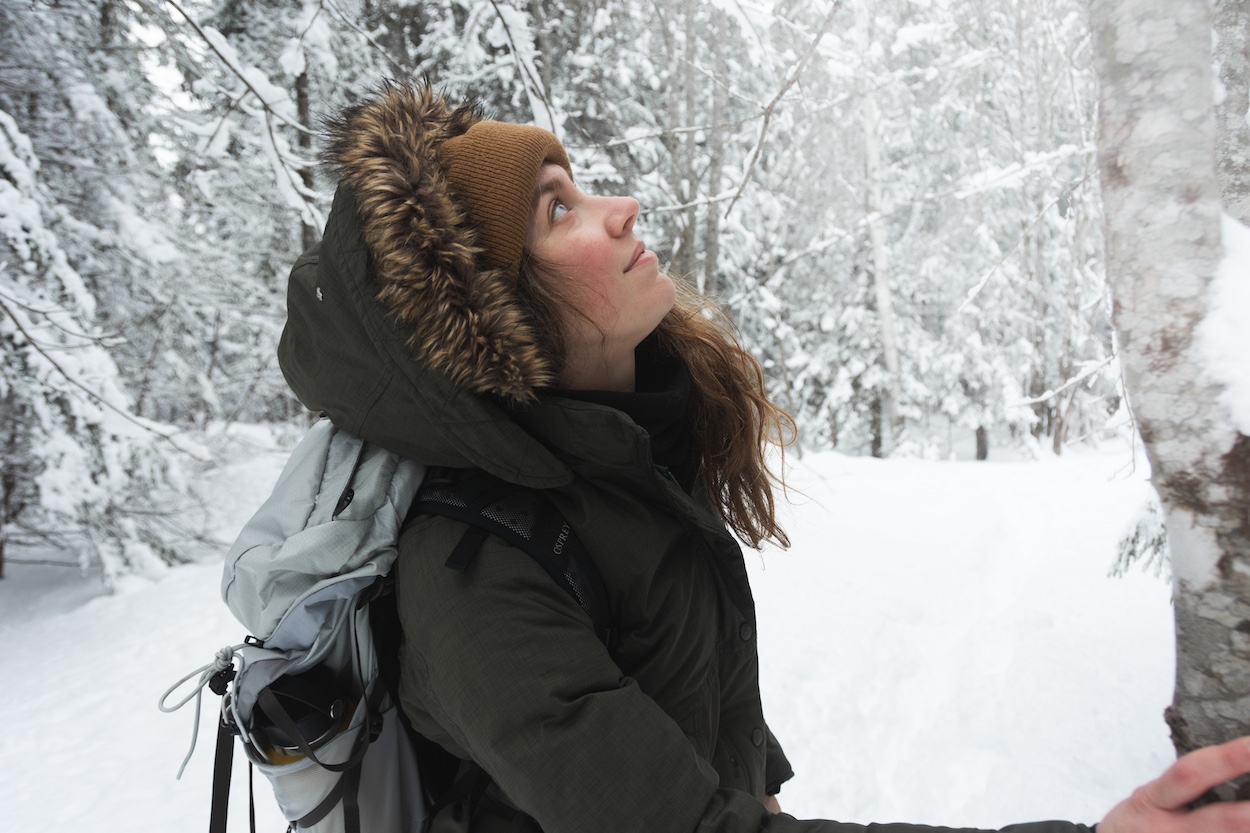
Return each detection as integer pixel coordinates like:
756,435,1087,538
277,82,1094,833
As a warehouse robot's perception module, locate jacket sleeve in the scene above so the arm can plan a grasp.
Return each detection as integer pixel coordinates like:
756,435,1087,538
764,725,794,796
396,517,1097,833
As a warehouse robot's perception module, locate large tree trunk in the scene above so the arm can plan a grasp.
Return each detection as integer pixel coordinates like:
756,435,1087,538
1090,0,1250,792
857,0,902,453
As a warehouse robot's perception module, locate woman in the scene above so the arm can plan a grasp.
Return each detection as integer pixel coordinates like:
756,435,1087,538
278,80,1250,833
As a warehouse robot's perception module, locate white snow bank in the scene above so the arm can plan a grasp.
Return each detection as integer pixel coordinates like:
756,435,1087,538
754,448,1172,827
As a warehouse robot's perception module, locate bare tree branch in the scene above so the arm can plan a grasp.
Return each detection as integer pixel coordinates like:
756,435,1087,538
161,0,315,137
724,2,842,219
319,0,408,75
0,288,206,461
486,0,557,131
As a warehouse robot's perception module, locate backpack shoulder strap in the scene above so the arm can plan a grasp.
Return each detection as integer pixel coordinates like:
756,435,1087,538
411,468,615,646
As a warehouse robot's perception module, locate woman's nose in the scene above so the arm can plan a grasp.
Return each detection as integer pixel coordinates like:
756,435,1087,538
602,195,639,237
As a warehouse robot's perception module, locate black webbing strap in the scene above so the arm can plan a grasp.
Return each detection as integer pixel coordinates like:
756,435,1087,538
255,687,367,774
208,717,235,833
342,760,363,832
412,469,615,644
417,473,513,573
248,763,256,833
445,526,488,572
290,758,362,831
525,500,614,646
253,669,386,832
296,769,349,828
427,760,490,820
208,717,261,833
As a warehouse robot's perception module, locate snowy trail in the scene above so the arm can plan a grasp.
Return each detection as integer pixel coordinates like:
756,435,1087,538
0,435,1173,832
753,450,1173,827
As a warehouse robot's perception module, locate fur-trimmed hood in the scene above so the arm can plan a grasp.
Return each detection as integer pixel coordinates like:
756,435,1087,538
323,81,556,401
277,83,581,487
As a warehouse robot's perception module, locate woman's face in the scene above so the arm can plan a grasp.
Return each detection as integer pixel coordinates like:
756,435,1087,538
524,164,676,367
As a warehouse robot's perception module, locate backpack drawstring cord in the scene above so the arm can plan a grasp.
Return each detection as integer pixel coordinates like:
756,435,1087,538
159,645,246,779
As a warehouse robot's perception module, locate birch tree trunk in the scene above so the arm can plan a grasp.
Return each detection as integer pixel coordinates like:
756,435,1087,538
1090,0,1250,793
857,0,903,454
1215,0,1250,225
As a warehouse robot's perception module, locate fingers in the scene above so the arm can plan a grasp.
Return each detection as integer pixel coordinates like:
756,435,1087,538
1142,737,1250,811
1184,797,1250,833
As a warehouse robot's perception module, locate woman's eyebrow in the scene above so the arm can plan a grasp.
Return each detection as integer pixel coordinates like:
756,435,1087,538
531,177,562,214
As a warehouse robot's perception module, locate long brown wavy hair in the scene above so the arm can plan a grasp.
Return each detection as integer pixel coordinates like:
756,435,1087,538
517,258,794,549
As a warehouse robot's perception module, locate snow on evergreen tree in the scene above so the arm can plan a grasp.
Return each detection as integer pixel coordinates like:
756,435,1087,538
748,0,1113,458
0,108,188,584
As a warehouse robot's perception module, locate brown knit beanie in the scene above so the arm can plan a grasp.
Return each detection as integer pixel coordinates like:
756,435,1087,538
438,120,572,278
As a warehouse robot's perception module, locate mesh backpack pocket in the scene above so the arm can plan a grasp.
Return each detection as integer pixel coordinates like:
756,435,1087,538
237,602,424,833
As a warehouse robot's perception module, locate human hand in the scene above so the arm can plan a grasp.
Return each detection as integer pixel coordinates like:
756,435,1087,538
1098,737,1250,833
763,794,782,814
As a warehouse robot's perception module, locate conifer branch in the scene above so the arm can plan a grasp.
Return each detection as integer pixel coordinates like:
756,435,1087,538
0,287,206,461
486,0,558,132
161,0,315,136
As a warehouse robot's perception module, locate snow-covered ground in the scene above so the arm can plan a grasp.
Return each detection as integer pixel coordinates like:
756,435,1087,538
0,429,1173,832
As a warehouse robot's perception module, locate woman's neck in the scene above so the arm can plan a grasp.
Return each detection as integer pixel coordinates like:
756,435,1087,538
561,346,637,392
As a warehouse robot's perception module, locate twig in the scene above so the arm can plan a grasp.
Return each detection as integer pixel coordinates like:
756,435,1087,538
0,284,118,343
162,0,315,136
486,0,557,131
196,88,247,163
1013,354,1115,407
262,109,325,230
4,558,80,568
577,115,758,151
643,188,742,215
0,293,207,460
724,2,842,219
320,0,408,75
296,1,325,43
957,170,1094,313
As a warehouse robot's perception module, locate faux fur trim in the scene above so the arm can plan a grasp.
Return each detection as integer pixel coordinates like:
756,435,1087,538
324,80,555,402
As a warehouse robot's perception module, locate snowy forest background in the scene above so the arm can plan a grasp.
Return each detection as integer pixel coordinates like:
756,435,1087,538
1,0,1120,585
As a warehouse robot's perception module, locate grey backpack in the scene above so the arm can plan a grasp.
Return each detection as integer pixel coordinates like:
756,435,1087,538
162,417,612,833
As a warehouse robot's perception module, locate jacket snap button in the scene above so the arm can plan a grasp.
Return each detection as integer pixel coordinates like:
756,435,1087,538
739,622,754,641
751,728,764,747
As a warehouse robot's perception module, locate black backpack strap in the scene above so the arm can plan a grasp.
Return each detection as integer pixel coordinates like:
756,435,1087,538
208,714,236,833
368,574,464,806
412,468,615,645
390,469,616,832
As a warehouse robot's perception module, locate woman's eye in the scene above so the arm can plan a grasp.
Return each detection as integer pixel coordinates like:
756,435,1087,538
550,200,569,222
